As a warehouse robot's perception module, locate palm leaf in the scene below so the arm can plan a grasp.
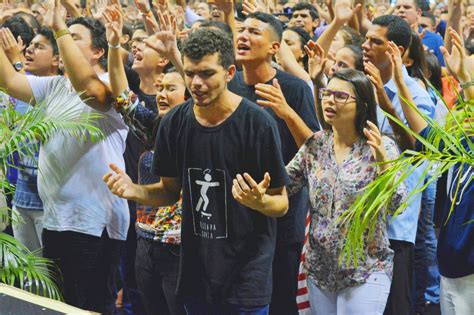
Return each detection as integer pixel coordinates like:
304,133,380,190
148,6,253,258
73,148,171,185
338,92,473,266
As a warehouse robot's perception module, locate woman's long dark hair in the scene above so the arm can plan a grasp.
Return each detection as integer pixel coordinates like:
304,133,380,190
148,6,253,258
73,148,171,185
406,31,429,88
318,69,378,138
424,51,443,93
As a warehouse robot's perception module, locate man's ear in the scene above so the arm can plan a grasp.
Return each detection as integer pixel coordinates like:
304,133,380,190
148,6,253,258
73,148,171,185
225,64,236,83
398,45,406,57
52,55,60,68
157,56,169,68
269,41,281,56
120,34,130,45
93,47,105,64
312,18,320,29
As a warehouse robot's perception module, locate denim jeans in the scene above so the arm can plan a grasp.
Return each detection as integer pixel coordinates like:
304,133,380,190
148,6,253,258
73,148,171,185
414,178,440,312
135,237,184,315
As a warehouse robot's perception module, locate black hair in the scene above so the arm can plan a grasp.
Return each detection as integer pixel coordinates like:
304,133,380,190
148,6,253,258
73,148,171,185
284,27,310,70
121,22,134,50
421,11,436,27
36,27,59,56
416,0,430,11
67,17,108,70
424,51,442,92
371,15,412,52
199,19,233,38
465,34,474,55
245,12,283,42
2,16,35,52
343,44,364,71
321,69,378,138
182,28,234,69
14,12,40,31
235,2,246,20
292,3,319,20
406,31,429,88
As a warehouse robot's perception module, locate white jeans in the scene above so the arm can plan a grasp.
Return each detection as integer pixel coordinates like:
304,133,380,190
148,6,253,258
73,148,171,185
440,274,474,315
12,206,43,254
307,271,391,315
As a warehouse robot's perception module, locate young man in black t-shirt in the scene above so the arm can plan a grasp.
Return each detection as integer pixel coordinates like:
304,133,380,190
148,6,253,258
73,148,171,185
104,28,289,314
230,12,319,315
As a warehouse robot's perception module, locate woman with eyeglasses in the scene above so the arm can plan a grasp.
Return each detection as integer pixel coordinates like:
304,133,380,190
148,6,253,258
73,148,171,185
285,69,406,314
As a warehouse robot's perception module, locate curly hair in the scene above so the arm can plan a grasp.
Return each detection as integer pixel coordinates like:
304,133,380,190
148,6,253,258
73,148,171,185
67,17,108,70
182,28,234,69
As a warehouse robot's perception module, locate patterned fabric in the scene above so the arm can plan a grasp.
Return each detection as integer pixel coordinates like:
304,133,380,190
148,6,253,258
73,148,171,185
286,130,406,292
136,150,182,244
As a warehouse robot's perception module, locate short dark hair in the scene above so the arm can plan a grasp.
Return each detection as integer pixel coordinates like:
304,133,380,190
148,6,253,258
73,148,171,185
14,12,40,31
182,28,234,69
36,27,59,55
245,12,283,42
67,17,108,70
2,16,34,51
292,3,319,20
421,11,436,26
371,15,412,52
199,19,233,38
321,69,378,138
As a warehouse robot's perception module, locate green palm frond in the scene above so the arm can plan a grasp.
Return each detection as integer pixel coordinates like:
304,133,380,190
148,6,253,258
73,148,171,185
0,232,62,300
338,94,473,267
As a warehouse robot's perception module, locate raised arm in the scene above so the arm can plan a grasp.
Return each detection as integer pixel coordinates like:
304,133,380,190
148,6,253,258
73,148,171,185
316,0,361,56
104,5,127,98
364,60,417,151
444,0,462,53
144,11,184,78
0,29,33,104
52,0,112,112
60,0,82,18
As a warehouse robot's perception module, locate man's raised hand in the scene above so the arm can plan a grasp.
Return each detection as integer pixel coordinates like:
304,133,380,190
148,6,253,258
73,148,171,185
103,163,138,200
232,172,271,210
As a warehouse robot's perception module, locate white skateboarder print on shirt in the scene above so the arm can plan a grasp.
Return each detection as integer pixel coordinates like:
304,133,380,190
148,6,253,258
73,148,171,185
188,168,228,239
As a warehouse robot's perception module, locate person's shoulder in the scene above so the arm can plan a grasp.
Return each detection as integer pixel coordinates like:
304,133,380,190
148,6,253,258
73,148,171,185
275,69,309,87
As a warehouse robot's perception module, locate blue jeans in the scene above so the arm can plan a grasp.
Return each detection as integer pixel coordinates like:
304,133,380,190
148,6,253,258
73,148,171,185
183,297,269,315
414,177,440,312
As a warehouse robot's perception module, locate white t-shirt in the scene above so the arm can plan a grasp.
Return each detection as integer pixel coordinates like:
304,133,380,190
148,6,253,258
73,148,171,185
27,74,130,240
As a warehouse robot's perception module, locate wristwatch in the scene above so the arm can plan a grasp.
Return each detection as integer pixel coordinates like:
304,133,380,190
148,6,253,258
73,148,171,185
13,61,23,72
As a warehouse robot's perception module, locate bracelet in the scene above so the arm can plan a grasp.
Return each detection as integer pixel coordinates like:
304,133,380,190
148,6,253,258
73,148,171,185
460,80,474,90
108,42,121,49
54,28,70,40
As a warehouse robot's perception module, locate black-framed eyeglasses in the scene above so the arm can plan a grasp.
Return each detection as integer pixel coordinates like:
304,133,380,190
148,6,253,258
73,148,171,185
319,88,357,104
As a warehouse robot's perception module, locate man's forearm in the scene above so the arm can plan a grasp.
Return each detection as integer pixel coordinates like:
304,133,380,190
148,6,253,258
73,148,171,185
283,110,314,148
56,33,112,111
254,190,288,218
131,182,181,207
377,89,417,151
108,46,128,98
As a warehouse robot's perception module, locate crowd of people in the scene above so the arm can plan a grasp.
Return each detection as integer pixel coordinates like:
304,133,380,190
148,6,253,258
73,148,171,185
0,0,472,314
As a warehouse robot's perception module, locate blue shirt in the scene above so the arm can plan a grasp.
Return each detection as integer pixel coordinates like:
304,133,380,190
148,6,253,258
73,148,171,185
378,66,436,243
417,127,473,278
421,30,445,67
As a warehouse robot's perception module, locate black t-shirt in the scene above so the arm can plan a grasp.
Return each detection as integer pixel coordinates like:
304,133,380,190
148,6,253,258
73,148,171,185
152,98,289,305
228,69,319,244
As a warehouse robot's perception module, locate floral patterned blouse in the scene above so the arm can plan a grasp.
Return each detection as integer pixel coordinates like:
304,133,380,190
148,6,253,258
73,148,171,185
286,130,406,291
